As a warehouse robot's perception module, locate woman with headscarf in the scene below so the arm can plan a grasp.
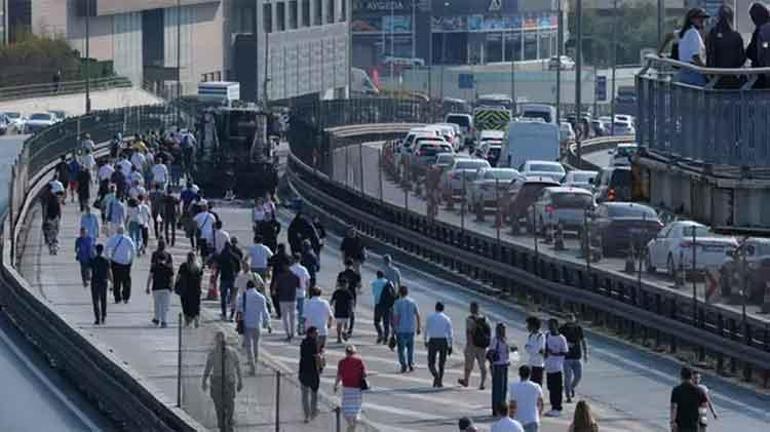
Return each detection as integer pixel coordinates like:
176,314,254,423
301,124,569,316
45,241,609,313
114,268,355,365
177,251,203,327
677,8,710,86
706,4,746,88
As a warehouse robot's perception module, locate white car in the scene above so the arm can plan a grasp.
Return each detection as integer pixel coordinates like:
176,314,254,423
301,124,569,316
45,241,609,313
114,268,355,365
611,120,635,136
646,221,737,276
560,122,576,143
440,158,491,199
518,160,566,183
2,111,25,133
562,170,598,191
548,55,575,71
610,143,638,166
24,112,57,134
432,123,463,151
468,167,525,213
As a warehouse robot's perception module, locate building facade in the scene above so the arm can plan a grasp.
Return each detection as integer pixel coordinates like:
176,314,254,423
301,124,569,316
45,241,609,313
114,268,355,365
352,0,564,71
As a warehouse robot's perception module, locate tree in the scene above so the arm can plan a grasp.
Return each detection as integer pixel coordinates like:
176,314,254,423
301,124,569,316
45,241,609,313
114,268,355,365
0,32,82,87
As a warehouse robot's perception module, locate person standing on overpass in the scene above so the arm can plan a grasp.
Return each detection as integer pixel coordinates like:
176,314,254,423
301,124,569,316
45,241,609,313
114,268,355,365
202,331,243,432
424,301,453,388
544,319,568,417
670,367,708,432
560,314,588,403
371,271,395,344
391,285,421,373
75,227,95,288
147,239,174,328
382,254,401,288
458,302,490,390
338,260,362,336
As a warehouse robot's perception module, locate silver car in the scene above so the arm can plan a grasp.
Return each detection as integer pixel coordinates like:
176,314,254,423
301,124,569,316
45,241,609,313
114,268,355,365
440,158,491,199
530,186,596,232
562,170,598,191
469,168,525,214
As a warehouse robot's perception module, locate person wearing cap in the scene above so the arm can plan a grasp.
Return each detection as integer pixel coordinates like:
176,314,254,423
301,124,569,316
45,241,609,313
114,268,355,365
334,344,368,431
677,8,710,86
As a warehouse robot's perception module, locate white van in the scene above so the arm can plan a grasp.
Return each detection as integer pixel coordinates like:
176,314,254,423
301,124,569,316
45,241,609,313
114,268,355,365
519,103,557,125
501,120,561,169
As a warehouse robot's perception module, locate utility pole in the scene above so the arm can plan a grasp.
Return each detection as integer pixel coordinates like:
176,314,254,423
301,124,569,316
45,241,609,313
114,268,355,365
610,0,617,132
411,0,416,60
555,0,562,123
85,0,92,114
657,0,663,50
176,0,181,125
264,30,270,109
510,40,516,112
255,0,260,103
575,0,583,168
390,1,395,82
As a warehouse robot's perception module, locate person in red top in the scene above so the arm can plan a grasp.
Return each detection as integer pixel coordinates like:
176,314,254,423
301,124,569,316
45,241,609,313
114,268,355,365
334,344,368,431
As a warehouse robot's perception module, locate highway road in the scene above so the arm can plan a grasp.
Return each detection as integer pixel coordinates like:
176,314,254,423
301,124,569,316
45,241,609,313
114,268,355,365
0,133,113,431
583,146,613,169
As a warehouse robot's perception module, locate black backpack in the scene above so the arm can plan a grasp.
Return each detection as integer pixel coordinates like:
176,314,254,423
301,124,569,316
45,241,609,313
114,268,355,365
471,316,491,348
378,281,397,309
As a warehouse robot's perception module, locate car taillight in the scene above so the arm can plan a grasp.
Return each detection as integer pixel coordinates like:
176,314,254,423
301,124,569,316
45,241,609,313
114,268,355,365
545,205,555,214
607,188,616,201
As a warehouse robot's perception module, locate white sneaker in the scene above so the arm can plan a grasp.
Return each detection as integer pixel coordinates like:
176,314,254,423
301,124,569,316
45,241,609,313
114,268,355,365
544,410,562,417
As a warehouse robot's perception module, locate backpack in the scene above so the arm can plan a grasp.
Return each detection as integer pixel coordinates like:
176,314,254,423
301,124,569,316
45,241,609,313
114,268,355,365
471,316,491,348
378,281,397,309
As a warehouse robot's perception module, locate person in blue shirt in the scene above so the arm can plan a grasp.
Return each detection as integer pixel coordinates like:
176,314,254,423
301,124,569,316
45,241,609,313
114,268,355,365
67,155,81,204
75,227,95,287
370,271,393,344
391,285,421,373
80,206,100,240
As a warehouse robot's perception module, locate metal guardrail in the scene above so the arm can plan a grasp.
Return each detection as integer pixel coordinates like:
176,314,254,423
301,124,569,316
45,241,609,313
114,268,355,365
637,55,770,169
288,124,770,387
566,135,635,170
0,76,132,102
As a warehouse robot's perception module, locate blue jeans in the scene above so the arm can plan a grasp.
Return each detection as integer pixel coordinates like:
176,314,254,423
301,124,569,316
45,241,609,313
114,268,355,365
396,332,415,368
296,297,305,333
128,221,142,251
220,279,234,318
677,69,707,87
564,359,583,396
491,364,509,415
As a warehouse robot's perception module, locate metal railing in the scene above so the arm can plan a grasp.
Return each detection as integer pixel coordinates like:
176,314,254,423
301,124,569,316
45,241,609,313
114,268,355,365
0,76,132,102
636,55,770,168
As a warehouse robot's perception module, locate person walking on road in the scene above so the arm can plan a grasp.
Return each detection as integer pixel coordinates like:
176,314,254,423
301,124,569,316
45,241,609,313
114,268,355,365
338,260,362,336
458,417,479,432
458,302,490,389
371,271,396,344
670,367,708,432
237,280,271,376
300,239,319,288
693,371,718,427
147,239,174,328
80,206,100,241
177,251,203,327
42,185,62,255
247,235,273,280
524,316,546,386
508,365,544,432
216,242,241,321
425,301,453,388
105,190,127,236
304,286,334,351
272,262,300,341
544,318,568,417
76,166,92,212
490,402,524,432
161,190,179,246
89,244,111,325
290,254,311,335
568,400,599,432
391,285,421,373
105,226,136,304
331,275,354,343
560,314,588,403
75,227,95,287
299,326,322,423
202,331,243,432
340,228,366,273
489,323,513,416
382,254,401,288
334,344,368,432
288,209,320,256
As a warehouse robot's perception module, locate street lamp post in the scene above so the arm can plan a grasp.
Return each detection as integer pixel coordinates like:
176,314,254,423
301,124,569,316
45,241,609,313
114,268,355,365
610,0,617,133
555,0,563,123
575,0,583,168
84,0,92,114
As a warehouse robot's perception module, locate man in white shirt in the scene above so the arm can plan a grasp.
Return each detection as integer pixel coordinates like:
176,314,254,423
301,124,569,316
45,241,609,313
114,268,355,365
193,205,216,258
490,402,524,432
508,366,544,432
105,226,136,304
424,301,453,388
98,162,115,183
131,151,146,171
212,220,230,256
152,161,169,189
117,155,133,178
302,287,333,350
544,318,568,417
237,280,271,375
524,316,546,386
290,254,311,335
248,235,273,278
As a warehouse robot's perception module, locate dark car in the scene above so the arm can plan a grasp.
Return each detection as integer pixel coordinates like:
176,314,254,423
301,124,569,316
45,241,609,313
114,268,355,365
503,176,560,233
719,238,770,303
595,166,632,203
589,202,663,256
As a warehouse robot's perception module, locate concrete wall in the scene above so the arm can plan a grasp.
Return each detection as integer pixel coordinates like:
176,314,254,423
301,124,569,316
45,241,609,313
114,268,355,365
164,1,225,90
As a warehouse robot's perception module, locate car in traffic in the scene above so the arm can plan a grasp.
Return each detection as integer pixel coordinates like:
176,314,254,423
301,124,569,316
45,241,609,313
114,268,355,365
589,202,663,256
504,176,561,233
646,221,737,276
548,55,576,71
0,113,8,135
478,140,503,167
610,143,638,166
595,166,632,203
445,113,474,147
24,112,57,134
2,111,25,133
529,187,596,233
612,120,635,136
562,170,598,191
518,160,566,182
48,110,67,122
591,119,608,137
719,238,770,303
440,157,491,200
396,127,442,172
412,139,453,171
560,122,576,146
433,122,463,151
468,167,525,215
433,152,458,173
520,104,557,125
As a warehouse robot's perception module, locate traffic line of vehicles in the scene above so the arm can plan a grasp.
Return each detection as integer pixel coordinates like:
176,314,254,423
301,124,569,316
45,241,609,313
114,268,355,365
0,110,67,135
389,111,767,306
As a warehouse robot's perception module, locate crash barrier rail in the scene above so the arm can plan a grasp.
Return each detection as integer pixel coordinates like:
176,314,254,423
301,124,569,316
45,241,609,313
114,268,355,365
288,125,770,388
566,135,635,171
0,76,133,102
637,54,770,170
0,104,205,431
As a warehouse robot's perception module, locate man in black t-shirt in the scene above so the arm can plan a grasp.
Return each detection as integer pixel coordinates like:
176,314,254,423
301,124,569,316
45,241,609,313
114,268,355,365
670,367,707,432
330,276,354,344
559,313,588,403
337,259,361,336
90,244,111,325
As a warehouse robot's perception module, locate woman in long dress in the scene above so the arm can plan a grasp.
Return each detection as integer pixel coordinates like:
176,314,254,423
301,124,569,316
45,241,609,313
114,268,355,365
334,344,367,432
177,251,203,327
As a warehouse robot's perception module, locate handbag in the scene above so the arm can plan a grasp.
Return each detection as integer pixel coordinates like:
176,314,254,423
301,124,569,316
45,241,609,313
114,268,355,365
360,376,370,391
485,340,500,364
236,291,246,335
387,335,397,351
